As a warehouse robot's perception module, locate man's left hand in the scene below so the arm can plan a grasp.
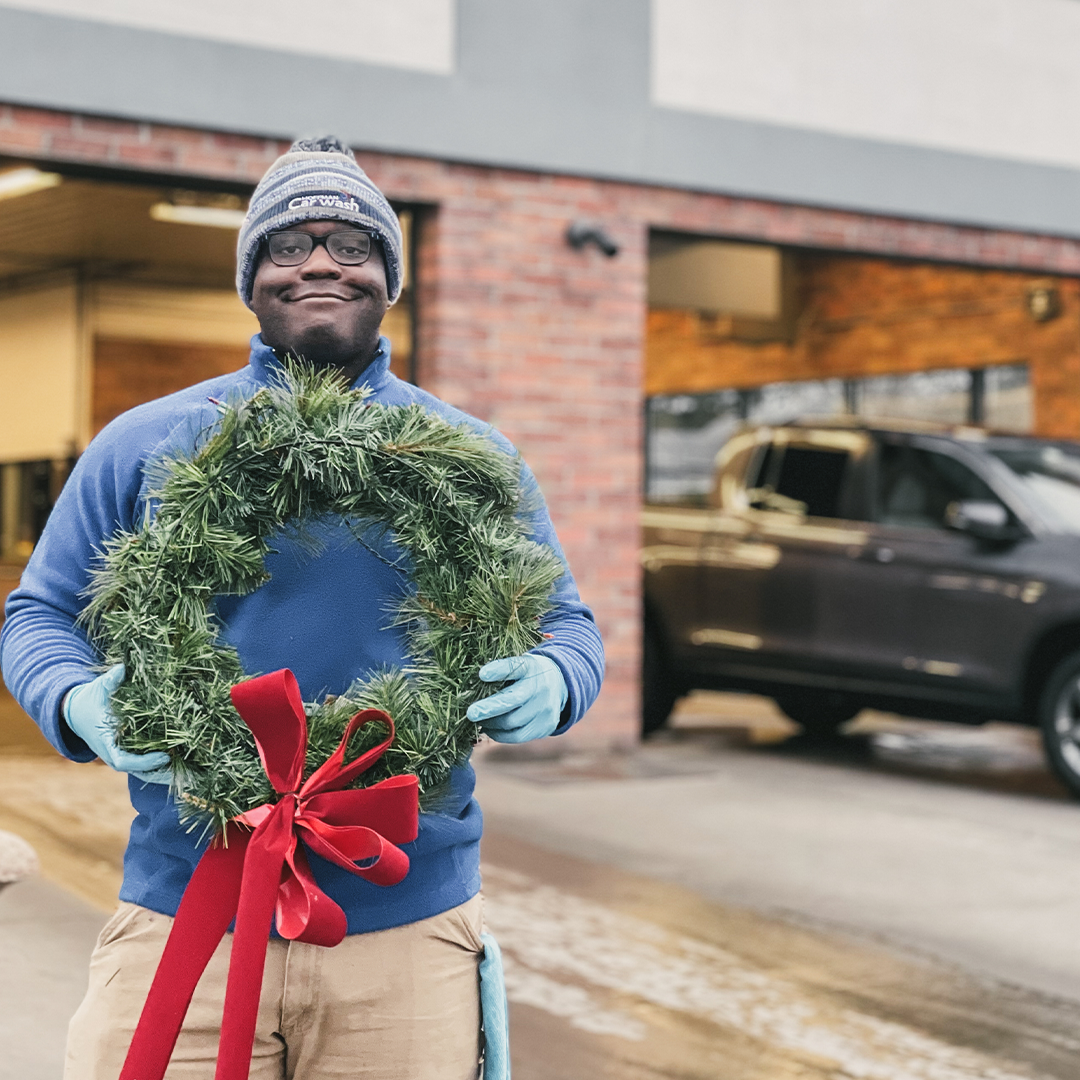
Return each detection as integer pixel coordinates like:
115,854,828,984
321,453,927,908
467,655,568,743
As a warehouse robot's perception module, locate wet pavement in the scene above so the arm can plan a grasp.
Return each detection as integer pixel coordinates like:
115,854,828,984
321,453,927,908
2,688,1080,1078
0,876,104,1080
480,704,1080,1002
483,830,1080,1080
479,694,1080,1079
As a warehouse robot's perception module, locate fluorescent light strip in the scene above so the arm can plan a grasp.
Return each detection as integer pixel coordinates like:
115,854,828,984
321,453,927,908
149,203,247,229
0,168,62,201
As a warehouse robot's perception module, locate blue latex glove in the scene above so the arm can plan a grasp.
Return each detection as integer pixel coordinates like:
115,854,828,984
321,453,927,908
466,655,567,743
479,932,510,1079
63,665,171,784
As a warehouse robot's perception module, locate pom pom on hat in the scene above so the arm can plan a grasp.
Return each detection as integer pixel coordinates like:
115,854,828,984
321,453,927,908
289,135,354,155
236,135,404,308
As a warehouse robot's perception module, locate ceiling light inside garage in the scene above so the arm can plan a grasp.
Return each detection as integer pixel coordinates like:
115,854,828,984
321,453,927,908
149,202,247,229
0,167,62,202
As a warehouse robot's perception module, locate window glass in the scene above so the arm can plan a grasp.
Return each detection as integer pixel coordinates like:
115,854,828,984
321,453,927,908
856,369,971,425
744,380,846,425
645,390,744,502
750,445,851,518
875,445,999,529
991,444,1080,533
0,459,70,563
982,364,1032,432
643,362,1032,502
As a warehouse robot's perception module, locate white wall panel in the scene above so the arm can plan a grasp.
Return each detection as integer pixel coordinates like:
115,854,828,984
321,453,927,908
90,284,258,346
0,0,455,73
0,280,80,462
653,0,1080,169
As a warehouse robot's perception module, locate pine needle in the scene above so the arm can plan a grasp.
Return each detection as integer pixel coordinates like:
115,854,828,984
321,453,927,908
80,360,563,833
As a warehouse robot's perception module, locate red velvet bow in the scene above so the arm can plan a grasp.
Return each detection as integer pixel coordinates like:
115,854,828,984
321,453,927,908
119,669,419,1080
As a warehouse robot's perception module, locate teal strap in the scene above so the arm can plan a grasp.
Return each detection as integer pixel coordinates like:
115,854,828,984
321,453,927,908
479,933,510,1079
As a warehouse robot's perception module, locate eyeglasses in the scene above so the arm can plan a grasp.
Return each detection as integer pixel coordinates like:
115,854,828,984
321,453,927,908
265,230,376,267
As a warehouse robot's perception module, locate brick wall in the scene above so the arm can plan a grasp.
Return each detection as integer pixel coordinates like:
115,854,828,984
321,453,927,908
7,104,1080,744
0,106,288,184
393,170,648,748
647,254,1080,439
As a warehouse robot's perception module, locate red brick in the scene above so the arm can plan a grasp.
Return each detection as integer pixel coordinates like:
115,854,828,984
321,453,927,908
143,123,212,146
43,134,115,159
172,150,250,178
116,143,181,167
74,115,152,137
6,105,75,130
0,127,46,153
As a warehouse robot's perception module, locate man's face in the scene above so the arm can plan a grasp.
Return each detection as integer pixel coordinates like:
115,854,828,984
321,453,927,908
250,219,390,367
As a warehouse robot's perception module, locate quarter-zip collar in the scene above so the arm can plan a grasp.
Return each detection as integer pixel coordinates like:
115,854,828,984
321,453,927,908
247,334,394,395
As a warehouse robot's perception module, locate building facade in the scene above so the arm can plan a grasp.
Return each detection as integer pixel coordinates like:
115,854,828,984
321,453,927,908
4,0,1080,743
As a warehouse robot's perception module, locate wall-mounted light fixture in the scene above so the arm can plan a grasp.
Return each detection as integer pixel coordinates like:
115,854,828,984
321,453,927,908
1026,280,1061,322
149,202,247,229
0,167,62,202
566,220,619,258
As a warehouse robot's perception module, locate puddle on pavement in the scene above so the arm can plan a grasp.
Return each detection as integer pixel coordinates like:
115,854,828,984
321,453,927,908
660,692,1073,801
480,743,736,784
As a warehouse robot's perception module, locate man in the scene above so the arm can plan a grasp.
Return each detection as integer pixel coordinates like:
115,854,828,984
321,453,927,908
0,137,604,1078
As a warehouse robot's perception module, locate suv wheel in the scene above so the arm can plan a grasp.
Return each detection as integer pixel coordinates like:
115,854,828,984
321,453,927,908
1037,650,1080,797
642,626,678,737
774,689,861,738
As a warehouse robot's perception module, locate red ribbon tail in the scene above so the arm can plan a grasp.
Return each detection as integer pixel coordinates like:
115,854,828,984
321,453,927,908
279,841,349,946
213,800,295,1080
121,672,422,1080
118,826,249,1080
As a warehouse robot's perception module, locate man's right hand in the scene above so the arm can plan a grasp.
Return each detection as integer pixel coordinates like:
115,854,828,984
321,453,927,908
63,665,171,783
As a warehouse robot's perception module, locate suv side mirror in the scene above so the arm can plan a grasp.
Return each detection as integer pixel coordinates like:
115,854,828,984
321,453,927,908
945,500,1024,542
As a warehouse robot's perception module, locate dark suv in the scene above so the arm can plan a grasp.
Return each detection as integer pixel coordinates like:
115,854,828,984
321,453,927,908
643,419,1080,796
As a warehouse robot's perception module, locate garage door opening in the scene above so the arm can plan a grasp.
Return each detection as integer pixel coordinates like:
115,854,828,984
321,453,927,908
0,160,416,562
645,232,1068,504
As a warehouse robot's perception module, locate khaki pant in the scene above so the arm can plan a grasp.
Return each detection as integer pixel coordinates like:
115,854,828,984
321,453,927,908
65,895,484,1080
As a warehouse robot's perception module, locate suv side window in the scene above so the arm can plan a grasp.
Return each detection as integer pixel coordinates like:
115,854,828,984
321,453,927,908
750,443,853,519
875,444,1000,529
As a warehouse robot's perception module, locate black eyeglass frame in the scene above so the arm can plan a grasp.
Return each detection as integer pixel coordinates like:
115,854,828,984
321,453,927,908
264,229,379,268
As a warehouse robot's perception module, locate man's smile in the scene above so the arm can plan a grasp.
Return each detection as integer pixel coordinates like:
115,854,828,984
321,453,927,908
287,290,357,302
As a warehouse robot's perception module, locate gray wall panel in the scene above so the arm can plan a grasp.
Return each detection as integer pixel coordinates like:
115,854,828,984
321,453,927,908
2,0,1080,237
641,108,1080,236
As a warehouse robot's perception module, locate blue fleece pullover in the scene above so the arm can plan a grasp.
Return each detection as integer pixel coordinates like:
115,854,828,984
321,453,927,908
0,336,604,933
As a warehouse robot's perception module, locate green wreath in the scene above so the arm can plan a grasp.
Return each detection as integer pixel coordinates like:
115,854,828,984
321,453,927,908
81,363,564,834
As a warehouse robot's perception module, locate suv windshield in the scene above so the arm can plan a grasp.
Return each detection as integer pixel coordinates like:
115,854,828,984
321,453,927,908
991,444,1080,533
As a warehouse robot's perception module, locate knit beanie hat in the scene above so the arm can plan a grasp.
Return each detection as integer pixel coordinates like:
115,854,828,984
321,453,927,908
236,136,404,308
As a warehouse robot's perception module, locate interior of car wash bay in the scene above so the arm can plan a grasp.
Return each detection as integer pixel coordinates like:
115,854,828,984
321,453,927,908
644,234,1078,503
0,160,415,565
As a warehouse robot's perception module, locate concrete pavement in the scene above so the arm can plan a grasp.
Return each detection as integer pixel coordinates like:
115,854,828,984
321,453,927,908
0,877,103,1080
4,822,1076,1080
2,691,1080,1078
481,828,1080,1080
476,700,1080,1005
